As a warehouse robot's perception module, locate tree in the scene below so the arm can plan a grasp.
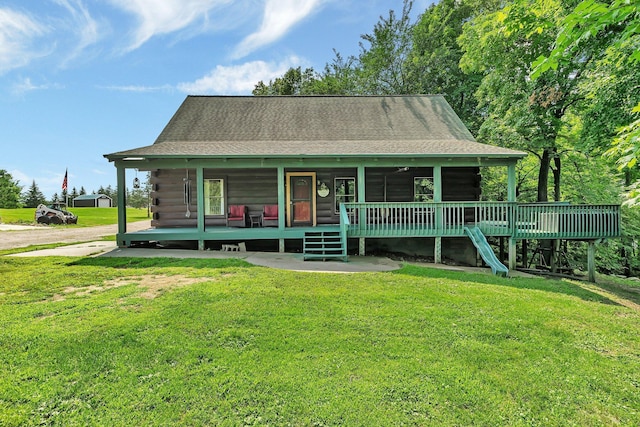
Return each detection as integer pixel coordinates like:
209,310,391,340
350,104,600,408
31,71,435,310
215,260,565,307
408,0,503,134
459,0,606,202
354,0,416,95
127,172,151,209
69,186,79,202
0,169,22,208
50,192,59,204
253,67,319,95
21,180,47,208
531,0,640,202
79,186,86,195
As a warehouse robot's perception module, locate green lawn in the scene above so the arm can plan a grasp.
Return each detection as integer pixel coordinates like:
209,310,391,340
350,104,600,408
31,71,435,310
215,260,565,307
0,256,638,426
0,207,149,226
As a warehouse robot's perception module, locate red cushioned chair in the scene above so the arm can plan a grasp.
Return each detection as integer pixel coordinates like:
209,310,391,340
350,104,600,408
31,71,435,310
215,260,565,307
261,205,278,227
227,205,248,227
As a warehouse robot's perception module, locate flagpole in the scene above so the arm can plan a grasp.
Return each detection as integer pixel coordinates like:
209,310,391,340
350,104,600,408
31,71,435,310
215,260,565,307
62,168,68,206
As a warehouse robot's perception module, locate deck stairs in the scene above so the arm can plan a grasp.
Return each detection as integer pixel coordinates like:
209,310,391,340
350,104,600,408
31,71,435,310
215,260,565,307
303,229,347,261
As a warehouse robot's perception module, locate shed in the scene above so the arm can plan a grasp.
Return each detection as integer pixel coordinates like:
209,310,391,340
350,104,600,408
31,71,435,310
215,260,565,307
73,194,112,208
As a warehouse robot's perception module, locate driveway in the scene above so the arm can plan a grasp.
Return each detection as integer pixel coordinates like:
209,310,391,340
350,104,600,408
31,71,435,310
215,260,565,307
0,220,151,250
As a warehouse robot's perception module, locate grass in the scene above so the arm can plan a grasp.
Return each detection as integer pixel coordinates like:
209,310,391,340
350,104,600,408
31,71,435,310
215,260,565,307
0,257,638,426
0,207,149,226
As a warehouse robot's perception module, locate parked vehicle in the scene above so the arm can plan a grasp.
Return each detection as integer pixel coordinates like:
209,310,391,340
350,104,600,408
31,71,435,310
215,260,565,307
35,202,78,225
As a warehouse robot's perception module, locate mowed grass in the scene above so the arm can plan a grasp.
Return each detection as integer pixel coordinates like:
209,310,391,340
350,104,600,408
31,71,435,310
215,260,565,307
0,257,638,426
0,207,148,226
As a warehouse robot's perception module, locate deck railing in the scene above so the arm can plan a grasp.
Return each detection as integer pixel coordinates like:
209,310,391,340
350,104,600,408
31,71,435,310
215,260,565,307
341,202,621,240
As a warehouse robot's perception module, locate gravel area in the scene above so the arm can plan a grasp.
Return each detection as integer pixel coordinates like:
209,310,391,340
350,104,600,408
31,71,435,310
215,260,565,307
0,221,151,250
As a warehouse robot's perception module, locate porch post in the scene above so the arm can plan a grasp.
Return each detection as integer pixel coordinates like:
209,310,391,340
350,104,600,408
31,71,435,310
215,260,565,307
357,165,366,256
587,240,596,283
196,166,205,250
507,162,517,270
433,165,442,263
277,166,285,253
115,162,127,245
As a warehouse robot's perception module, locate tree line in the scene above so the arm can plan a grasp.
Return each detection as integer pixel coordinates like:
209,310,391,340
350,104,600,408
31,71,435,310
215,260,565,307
0,169,150,209
254,0,640,275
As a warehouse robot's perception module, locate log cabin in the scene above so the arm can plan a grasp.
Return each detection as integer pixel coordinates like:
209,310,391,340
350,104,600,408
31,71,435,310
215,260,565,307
104,95,620,279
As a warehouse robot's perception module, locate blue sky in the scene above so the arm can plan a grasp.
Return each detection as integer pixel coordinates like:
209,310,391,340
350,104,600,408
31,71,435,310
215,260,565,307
1,0,432,198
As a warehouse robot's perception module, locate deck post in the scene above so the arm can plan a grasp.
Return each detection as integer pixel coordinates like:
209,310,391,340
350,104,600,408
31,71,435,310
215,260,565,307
277,166,286,252
508,238,517,270
196,166,205,250
357,166,366,256
434,166,442,263
115,162,127,245
507,162,517,270
587,240,596,282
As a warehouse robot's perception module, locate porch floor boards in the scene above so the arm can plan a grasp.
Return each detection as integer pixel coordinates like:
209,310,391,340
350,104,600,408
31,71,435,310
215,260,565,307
119,225,341,243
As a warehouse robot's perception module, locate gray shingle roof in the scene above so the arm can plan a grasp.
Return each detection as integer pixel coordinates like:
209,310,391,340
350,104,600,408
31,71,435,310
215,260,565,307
105,95,526,159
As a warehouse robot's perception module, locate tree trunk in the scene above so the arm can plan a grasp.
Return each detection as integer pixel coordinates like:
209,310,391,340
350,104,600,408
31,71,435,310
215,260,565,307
537,148,551,202
552,149,561,202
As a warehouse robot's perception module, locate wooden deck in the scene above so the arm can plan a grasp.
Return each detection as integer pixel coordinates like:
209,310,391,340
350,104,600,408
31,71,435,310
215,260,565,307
118,202,621,248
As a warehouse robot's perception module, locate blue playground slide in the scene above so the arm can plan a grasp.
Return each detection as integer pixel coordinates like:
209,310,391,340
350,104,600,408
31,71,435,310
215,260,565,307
464,226,509,277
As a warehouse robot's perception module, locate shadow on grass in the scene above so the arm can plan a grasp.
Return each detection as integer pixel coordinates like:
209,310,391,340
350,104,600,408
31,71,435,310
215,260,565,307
589,277,640,308
67,257,254,269
393,264,621,306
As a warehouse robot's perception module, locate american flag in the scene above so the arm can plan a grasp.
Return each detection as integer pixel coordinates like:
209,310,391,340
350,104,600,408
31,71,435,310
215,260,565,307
62,169,68,191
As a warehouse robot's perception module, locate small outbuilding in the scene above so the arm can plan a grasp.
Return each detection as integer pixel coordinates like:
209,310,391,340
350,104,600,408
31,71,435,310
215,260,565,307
73,194,112,208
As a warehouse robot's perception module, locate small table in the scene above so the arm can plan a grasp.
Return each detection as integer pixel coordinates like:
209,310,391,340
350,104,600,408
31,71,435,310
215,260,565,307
249,214,262,228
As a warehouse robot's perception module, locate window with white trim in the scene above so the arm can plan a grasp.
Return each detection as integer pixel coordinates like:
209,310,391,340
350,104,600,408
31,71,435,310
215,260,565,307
204,179,224,215
335,177,356,213
414,177,434,202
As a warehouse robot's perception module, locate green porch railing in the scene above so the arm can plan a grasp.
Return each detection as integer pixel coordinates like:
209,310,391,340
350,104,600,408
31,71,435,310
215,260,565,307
341,202,621,240
513,203,621,240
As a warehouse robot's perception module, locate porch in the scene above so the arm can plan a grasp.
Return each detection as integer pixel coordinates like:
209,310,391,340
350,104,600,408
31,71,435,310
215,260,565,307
118,201,620,278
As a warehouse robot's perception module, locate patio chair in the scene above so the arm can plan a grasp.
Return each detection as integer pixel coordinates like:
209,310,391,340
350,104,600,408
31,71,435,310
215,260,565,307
261,204,279,227
227,205,248,227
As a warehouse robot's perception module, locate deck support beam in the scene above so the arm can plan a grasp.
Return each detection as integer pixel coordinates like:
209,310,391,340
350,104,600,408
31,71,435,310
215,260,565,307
196,166,205,250
507,162,517,270
277,167,286,252
358,166,366,256
116,163,127,245
587,240,597,283
433,166,442,263
508,238,517,270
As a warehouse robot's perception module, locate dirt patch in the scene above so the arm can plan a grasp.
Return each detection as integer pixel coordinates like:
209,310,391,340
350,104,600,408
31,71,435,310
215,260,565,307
0,220,150,250
52,274,212,301
107,275,212,299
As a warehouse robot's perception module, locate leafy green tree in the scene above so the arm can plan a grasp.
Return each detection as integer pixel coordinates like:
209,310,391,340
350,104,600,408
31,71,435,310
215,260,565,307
0,170,22,208
50,192,59,204
69,187,79,202
408,0,503,133
531,0,640,203
21,180,47,208
79,186,86,195
459,0,607,202
253,67,318,95
354,0,415,95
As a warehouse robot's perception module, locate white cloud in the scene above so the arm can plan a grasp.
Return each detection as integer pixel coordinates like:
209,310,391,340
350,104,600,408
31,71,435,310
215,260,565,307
0,8,49,74
52,0,102,65
99,84,174,93
177,56,306,95
233,0,325,59
11,77,64,95
106,0,230,52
